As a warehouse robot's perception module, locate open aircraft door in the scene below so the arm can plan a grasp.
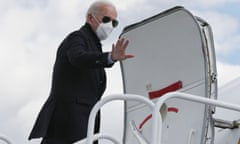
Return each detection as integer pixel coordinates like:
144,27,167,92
120,6,217,144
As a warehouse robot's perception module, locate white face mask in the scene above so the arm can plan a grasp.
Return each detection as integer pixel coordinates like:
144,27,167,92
96,22,114,40
93,15,114,40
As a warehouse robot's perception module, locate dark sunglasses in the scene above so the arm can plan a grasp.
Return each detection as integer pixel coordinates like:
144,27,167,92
102,16,119,28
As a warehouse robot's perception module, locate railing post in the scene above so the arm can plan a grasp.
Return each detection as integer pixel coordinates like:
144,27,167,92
151,92,240,144
86,94,155,144
0,135,12,144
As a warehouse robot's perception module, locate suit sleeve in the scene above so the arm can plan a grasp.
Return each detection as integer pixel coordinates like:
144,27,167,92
66,34,114,69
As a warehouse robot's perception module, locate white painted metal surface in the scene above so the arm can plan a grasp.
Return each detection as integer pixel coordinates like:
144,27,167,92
151,92,240,144
214,77,240,144
75,92,240,144
120,6,217,144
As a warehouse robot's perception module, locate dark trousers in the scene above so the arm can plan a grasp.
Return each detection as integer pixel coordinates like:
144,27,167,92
41,138,98,144
41,111,100,144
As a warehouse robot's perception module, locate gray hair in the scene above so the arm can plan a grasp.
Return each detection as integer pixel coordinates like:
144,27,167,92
86,0,115,16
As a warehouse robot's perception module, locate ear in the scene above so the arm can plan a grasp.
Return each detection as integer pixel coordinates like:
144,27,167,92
86,14,93,23
88,14,94,20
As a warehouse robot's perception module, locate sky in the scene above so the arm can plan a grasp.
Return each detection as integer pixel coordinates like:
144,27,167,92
0,0,240,144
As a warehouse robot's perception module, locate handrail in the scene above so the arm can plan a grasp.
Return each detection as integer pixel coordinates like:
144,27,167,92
0,135,12,144
75,134,120,144
151,92,240,144
129,120,149,144
86,94,155,144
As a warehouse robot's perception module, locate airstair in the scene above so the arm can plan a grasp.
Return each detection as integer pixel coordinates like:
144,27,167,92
75,92,240,144
75,6,240,144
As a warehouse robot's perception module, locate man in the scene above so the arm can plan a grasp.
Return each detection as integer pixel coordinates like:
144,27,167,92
28,1,134,144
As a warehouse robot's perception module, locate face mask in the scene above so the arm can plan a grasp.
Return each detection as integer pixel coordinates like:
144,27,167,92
93,15,114,40
96,22,114,40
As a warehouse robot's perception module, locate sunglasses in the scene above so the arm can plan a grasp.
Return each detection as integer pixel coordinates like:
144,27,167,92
101,16,119,28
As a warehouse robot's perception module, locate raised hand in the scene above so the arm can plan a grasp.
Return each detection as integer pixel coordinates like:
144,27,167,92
111,38,134,61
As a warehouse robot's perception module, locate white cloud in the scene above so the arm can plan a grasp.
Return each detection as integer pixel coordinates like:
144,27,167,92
0,1,102,143
156,0,240,8
193,11,240,55
196,0,239,7
217,61,240,86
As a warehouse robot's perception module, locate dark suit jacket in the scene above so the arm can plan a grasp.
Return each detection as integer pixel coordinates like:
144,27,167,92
29,23,114,143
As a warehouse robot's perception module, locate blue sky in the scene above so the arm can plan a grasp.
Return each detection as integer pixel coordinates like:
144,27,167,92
0,0,240,144
213,3,240,64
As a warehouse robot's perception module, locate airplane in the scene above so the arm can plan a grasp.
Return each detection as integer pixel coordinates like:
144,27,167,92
1,6,240,144
214,77,240,144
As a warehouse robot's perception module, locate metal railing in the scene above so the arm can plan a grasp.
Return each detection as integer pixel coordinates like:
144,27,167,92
0,135,12,144
79,92,240,144
77,94,155,144
151,92,240,144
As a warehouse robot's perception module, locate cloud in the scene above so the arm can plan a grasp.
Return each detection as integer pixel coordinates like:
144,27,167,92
217,61,240,86
193,11,240,55
0,1,103,143
195,0,239,7
155,0,240,8
0,0,63,143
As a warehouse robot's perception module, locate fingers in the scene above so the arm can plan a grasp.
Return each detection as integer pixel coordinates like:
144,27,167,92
112,43,116,51
111,37,134,61
122,39,129,50
124,54,134,59
116,38,129,50
111,43,117,61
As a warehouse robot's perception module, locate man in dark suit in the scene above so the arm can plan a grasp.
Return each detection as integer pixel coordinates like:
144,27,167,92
28,1,134,143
